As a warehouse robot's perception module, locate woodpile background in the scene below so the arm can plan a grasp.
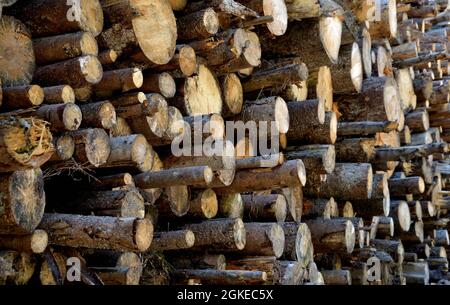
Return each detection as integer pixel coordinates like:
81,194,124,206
0,0,449,285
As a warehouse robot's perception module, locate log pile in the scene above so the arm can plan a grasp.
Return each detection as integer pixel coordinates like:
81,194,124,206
0,0,449,286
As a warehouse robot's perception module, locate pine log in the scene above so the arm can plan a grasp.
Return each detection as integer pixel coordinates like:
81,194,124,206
414,74,433,106
67,128,110,167
182,218,246,251
337,121,398,136
303,163,373,200
49,135,75,162
0,230,47,254
168,253,226,270
389,200,412,232
388,177,425,195
1,85,44,110
371,239,404,264
43,85,75,104
93,68,143,98
33,104,81,133
171,269,267,285
177,8,219,40
135,166,213,188
0,16,35,87
33,32,98,66
392,41,419,61
183,113,225,141
373,143,449,162
168,64,222,115
302,197,339,219
239,223,285,257
335,137,377,163
99,0,176,65
90,173,135,191
143,45,197,77
187,189,218,219
98,49,118,66
38,213,152,252
219,73,243,118
143,106,184,147
0,118,53,172
403,262,429,285
396,68,417,111
236,153,284,170
370,216,394,239
281,222,314,268
102,134,154,172
285,144,335,175
214,159,306,194
321,270,352,285
218,193,244,219
242,194,287,222
154,185,189,217
303,218,355,254
139,72,176,99
285,99,324,137
434,229,450,246
33,55,103,88
151,230,195,251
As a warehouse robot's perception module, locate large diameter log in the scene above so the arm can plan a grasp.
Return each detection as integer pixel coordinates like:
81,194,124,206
241,223,285,257
0,118,53,172
0,230,47,253
99,0,176,65
134,166,213,188
0,16,35,87
336,77,401,123
102,135,154,172
67,128,111,167
304,218,355,254
182,218,246,251
388,177,425,195
33,32,98,66
242,194,287,223
286,99,324,138
335,138,377,163
78,101,116,130
33,55,103,88
6,0,103,37
214,160,306,194
38,213,152,252
303,163,373,200
169,64,222,115
171,269,267,285
0,169,45,235
151,230,195,251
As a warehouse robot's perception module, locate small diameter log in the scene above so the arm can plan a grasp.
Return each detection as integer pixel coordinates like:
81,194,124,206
189,29,261,73
0,230,48,253
388,177,425,196
102,135,154,173
91,173,135,191
140,72,176,98
177,8,219,40
151,230,195,251
0,16,35,87
171,269,267,285
0,118,53,172
235,153,284,170
214,160,306,194
1,85,44,110
35,103,82,132
168,64,222,115
242,63,309,93
239,223,285,257
182,218,246,252
134,166,213,188
336,77,401,123
93,68,143,98
390,200,412,233
218,193,244,219
285,144,335,175
396,68,417,112
321,270,352,285
43,85,75,104
78,101,116,130
53,189,145,218
374,143,449,162
242,194,287,222
285,99,325,141
302,197,339,219
303,163,373,201
38,213,153,252
303,218,355,254
49,135,75,162
33,32,98,66
281,222,314,268
187,189,218,219
337,121,398,137
219,73,243,117
289,110,337,145
370,216,393,239
414,75,433,106
67,128,111,167
335,137,377,163
99,0,176,65
98,49,118,66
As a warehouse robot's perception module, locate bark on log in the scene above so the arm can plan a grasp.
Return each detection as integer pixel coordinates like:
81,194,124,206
43,85,75,104
217,193,244,219
388,177,425,195
151,230,195,251
302,197,339,219
187,189,218,219
35,103,82,132
281,222,314,268
177,8,220,40
337,121,398,137
304,218,355,253
66,128,111,167
38,213,153,252
242,194,287,222
134,166,213,188
285,144,335,175
171,269,267,285
321,270,352,285
240,222,285,257
0,230,47,254
1,85,44,110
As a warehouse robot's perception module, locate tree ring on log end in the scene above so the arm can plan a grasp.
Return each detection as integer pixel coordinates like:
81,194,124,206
345,220,356,253
233,218,246,250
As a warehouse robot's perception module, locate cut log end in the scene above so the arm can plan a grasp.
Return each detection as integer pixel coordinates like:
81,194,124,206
319,16,343,64
30,229,48,253
62,103,83,131
179,45,197,77
264,0,288,36
134,219,153,252
233,218,246,250
80,55,103,85
345,220,356,254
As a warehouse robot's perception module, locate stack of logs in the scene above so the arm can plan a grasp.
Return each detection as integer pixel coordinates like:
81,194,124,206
0,0,449,285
